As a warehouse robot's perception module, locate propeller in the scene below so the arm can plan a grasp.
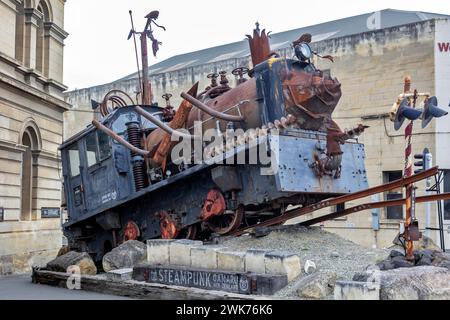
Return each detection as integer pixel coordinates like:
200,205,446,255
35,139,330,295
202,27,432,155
394,98,423,131
422,96,448,128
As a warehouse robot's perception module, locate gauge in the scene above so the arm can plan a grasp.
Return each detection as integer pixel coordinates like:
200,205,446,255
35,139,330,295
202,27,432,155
295,43,313,61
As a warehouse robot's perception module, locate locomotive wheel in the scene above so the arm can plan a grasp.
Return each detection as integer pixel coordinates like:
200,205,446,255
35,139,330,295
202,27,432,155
177,224,199,240
206,206,244,235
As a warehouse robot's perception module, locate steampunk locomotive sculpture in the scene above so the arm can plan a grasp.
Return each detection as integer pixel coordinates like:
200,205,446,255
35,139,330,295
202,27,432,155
60,12,368,262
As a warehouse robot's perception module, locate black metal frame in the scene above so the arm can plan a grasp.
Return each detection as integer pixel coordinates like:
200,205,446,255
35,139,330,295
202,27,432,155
427,169,446,252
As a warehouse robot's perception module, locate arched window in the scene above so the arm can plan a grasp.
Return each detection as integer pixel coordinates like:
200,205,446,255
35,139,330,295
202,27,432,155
15,2,25,62
35,1,51,75
20,121,42,221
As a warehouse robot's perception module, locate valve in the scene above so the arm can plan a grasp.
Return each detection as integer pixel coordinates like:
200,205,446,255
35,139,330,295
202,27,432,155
232,67,249,85
207,73,219,88
219,71,230,87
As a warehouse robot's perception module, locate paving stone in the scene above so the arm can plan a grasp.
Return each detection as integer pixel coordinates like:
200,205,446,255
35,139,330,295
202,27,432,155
265,251,301,282
147,240,175,266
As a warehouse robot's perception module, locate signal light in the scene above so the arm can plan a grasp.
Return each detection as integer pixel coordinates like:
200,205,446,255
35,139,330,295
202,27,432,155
414,148,431,174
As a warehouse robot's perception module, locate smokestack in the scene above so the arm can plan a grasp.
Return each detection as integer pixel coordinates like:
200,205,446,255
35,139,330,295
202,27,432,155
246,22,271,67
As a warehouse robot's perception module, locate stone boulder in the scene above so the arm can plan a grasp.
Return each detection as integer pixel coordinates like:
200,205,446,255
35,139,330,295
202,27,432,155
102,240,147,272
355,266,450,300
415,235,442,251
295,271,337,300
47,251,97,275
376,249,450,271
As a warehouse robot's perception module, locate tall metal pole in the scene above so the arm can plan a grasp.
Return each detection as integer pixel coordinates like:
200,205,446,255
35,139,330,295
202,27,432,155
129,11,143,100
140,33,152,105
425,150,432,238
403,76,416,261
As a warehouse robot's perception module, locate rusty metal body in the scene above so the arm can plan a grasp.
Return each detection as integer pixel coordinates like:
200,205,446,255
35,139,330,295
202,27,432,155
59,21,375,262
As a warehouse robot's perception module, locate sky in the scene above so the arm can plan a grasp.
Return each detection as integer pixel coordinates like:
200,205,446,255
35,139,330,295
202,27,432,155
63,0,450,91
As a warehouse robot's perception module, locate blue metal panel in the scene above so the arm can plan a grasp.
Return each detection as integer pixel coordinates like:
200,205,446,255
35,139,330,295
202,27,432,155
272,134,368,194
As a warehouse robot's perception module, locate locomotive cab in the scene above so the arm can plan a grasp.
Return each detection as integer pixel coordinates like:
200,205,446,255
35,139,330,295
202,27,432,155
60,105,164,226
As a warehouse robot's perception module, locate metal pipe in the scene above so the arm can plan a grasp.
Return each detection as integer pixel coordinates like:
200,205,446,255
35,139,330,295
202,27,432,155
398,92,430,100
134,106,200,140
141,34,152,105
181,92,246,123
92,120,150,157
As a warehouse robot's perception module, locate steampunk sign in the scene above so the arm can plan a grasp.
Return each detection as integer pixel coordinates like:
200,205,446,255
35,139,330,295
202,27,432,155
133,266,288,295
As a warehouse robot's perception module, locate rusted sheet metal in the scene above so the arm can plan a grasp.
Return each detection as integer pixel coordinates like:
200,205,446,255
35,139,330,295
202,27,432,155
231,167,439,236
135,106,196,140
144,83,199,169
246,22,271,66
282,71,342,132
187,78,259,132
182,92,246,123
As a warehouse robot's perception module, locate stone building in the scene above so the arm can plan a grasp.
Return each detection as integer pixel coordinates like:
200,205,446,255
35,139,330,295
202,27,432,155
0,0,68,275
66,9,450,249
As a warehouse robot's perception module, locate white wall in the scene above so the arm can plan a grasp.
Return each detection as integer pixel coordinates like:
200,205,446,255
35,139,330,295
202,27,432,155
435,19,450,169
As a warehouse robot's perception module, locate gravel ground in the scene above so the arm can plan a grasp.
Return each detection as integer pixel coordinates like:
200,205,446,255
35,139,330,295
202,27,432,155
220,225,390,299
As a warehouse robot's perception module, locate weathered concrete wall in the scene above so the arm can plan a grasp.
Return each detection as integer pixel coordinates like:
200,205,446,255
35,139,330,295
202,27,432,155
309,20,439,249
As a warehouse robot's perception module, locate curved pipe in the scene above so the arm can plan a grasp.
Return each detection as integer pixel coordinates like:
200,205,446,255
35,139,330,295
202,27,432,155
135,106,201,140
92,120,150,157
181,92,246,123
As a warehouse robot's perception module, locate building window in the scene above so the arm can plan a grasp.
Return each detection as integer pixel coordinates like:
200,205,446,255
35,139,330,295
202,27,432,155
21,126,40,221
35,1,51,75
384,171,404,220
333,203,347,221
443,170,450,220
15,2,25,62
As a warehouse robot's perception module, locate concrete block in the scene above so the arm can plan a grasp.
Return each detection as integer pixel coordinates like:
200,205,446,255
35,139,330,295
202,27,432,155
334,281,380,300
265,251,301,282
245,249,267,274
217,250,246,272
169,240,203,267
147,240,175,266
106,268,133,281
190,246,224,270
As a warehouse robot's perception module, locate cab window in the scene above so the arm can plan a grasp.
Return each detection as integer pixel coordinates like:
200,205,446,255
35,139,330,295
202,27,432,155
68,143,81,177
98,130,111,161
85,131,111,168
86,132,98,167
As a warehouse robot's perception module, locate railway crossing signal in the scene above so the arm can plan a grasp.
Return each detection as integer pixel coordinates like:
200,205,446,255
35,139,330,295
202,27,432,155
414,148,432,174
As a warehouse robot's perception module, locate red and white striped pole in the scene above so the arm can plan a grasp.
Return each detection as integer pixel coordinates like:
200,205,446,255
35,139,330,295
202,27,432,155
402,76,417,261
